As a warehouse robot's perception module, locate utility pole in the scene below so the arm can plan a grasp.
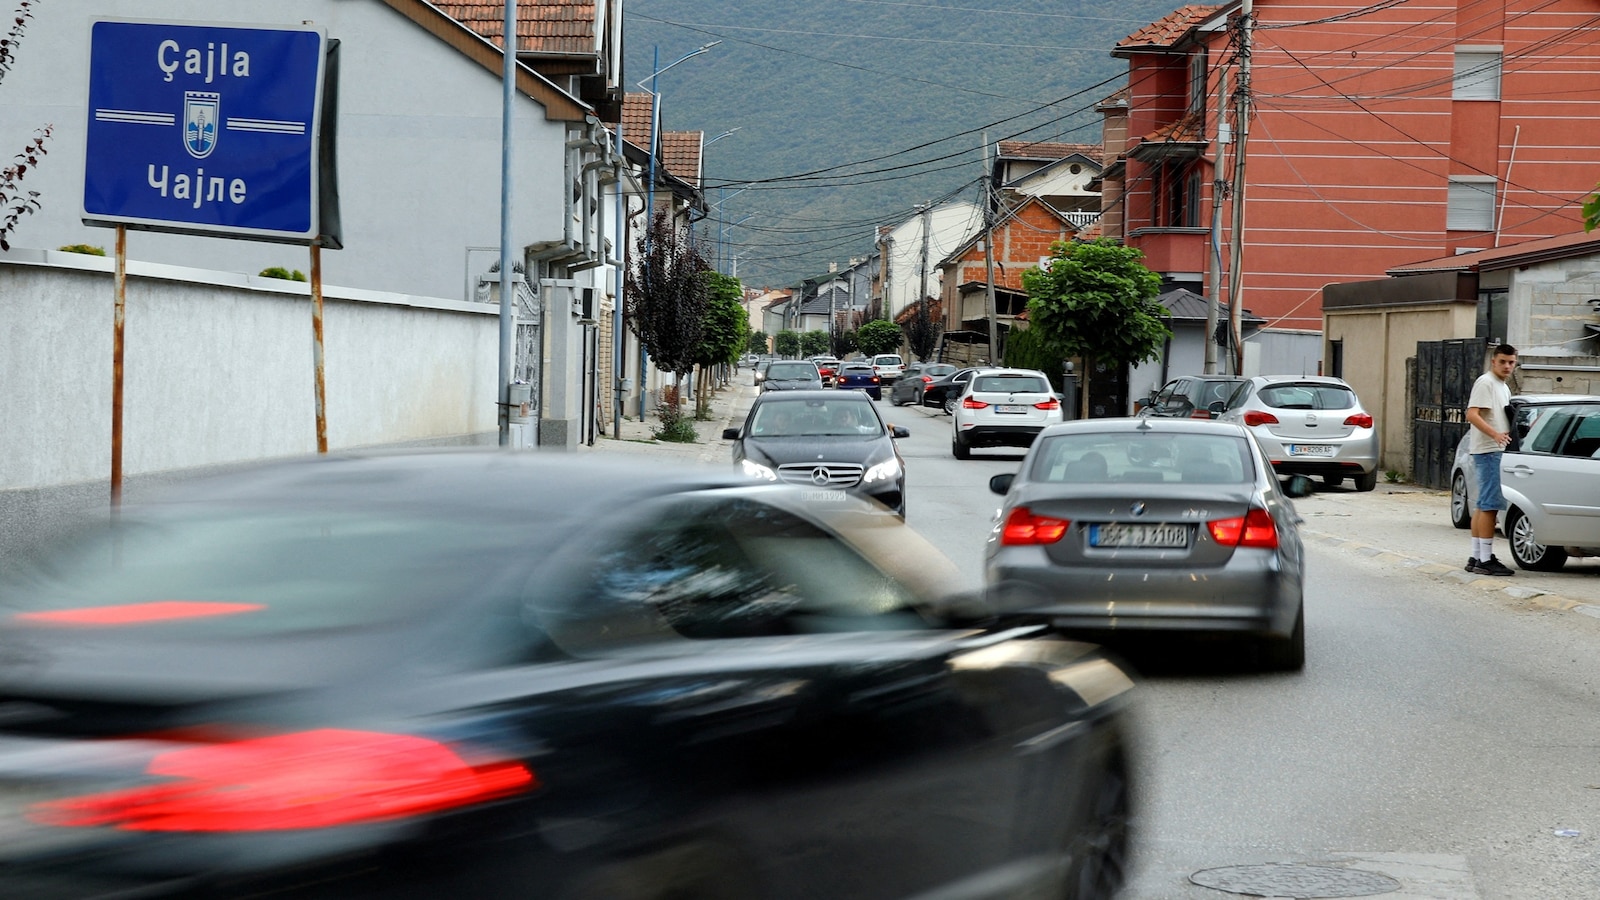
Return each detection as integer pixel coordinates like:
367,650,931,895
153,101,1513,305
981,134,999,366
917,203,932,321
1226,0,1253,377
1206,68,1229,376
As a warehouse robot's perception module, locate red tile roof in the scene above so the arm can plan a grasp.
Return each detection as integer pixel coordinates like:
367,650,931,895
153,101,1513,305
433,1,598,56
621,91,653,147
1142,118,1203,144
661,131,702,186
997,141,1103,165
1117,5,1225,51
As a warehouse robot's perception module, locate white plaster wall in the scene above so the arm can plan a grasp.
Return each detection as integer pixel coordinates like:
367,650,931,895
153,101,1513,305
0,0,572,303
0,255,496,491
883,200,983,319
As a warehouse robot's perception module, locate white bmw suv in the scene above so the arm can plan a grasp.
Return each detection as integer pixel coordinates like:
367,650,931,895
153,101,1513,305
950,368,1063,459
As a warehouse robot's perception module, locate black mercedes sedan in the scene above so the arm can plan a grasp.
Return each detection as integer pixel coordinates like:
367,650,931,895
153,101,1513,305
725,390,908,516
0,453,1136,899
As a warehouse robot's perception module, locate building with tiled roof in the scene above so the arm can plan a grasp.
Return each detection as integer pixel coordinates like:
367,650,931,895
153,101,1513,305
432,0,623,120
991,140,1103,229
660,131,703,188
1114,4,1224,51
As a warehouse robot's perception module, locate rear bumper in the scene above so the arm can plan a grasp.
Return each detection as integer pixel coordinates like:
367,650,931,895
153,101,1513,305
957,424,1046,448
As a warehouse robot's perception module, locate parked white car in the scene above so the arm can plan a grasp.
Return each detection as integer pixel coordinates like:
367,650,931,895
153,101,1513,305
871,354,905,383
950,368,1064,459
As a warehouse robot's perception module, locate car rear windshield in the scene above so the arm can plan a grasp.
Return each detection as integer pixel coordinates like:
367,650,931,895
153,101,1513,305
1256,383,1355,410
767,363,818,379
925,365,956,378
1030,433,1253,485
873,356,902,365
974,374,1049,393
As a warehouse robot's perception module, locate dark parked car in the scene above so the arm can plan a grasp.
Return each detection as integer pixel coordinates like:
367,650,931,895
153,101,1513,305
725,390,907,515
985,418,1312,670
761,360,824,392
890,363,957,407
0,453,1136,898
922,366,995,414
753,357,773,385
834,362,884,400
1139,375,1246,419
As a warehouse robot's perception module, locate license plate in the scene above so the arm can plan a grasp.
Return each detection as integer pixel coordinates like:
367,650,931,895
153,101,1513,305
1288,444,1334,457
997,404,1026,414
1089,523,1189,548
801,490,848,502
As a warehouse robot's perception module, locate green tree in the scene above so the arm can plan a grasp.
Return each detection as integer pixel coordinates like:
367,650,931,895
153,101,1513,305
746,330,769,354
855,319,902,357
625,212,710,415
800,330,830,357
1003,324,1066,393
0,2,50,252
774,329,801,358
1586,188,1600,233
692,272,749,417
832,328,857,357
1022,237,1168,418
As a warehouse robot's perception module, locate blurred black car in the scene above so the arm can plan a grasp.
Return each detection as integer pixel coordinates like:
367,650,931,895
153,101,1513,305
760,360,824,392
1138,375,1246,420
922,366,995,414
889,363,957,407
834,362,884,400
726,390,906,514
753,357,773,386
0,453,1136,899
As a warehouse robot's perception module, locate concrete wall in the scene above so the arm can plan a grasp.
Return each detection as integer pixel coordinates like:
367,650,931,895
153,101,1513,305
882,201,984,319
0,254,496,491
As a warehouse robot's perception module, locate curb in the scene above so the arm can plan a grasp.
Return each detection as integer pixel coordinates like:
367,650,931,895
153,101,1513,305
1298,525,1592,616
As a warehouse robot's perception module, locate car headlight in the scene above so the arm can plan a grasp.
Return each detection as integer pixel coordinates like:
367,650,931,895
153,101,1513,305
862,457,902,484
740,458,778,482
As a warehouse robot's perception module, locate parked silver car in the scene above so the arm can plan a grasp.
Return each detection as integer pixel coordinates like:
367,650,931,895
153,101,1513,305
984,418,1311,670
1215,375,1380,491
1448,394,1600,529
1450,397,1600,570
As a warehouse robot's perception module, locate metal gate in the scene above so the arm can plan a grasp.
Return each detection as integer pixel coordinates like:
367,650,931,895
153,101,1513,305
1411,337,1484,489
1086,358,1130,419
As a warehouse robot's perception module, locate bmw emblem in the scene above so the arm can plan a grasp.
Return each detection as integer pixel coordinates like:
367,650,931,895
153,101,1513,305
1129,501,1147,517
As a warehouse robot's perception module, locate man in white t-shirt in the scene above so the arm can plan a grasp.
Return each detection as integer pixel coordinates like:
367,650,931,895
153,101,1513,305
1464,344,1517,576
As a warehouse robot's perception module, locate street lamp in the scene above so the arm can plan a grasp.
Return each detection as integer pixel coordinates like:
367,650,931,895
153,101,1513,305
720,213,754,275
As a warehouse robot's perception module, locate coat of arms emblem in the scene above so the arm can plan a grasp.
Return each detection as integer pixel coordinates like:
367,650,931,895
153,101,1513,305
183,91,220,159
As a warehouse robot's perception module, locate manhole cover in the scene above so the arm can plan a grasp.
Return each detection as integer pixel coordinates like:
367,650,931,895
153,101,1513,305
1190,863,1401,898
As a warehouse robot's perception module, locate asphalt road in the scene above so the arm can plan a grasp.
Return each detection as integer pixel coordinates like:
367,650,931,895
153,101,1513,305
880,393,1600,899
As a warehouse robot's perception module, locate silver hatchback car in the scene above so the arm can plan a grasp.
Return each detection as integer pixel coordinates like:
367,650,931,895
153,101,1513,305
1215,375,1380,491
984,418,1311,670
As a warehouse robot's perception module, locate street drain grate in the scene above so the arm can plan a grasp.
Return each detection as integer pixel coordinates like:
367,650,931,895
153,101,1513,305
1190,863,1401,898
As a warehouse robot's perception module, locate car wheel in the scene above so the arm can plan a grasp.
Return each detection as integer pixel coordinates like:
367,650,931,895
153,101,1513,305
1067,740,1132,900
1507,506,1567,571
1449,471,1472,529
1321,474,1345,488
952,430,971,460
943,394,958,416
1261,607,1306,672
1353,469,1378,492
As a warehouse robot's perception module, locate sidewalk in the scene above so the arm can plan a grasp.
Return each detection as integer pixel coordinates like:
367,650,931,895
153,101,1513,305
587,379,756,465
1294,482,1600,621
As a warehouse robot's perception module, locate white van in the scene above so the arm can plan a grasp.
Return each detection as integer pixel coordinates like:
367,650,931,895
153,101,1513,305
871,354,905,383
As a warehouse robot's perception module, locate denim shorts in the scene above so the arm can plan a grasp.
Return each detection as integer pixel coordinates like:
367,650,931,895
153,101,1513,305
1472,452,1506,512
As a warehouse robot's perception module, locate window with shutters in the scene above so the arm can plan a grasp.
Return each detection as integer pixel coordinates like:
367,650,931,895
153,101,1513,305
1453,48,1501,100
1447,178,1496,231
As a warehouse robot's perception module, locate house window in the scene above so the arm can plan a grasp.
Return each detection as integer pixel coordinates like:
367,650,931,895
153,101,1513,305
1453,48,1501,100
1155,162,1201,228
1188,52,1207,115
1447,177,1496,231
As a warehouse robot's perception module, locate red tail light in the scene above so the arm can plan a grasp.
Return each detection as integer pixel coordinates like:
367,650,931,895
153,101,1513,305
1189,408,1212,419
1033,398,1060,410
871,376,880,383
1208,508,1278,549
1344,413,1373,428
1001,507,1069,545
920,375,934,384
31,730,535,832
1243,411,1279,427
963,397,989,409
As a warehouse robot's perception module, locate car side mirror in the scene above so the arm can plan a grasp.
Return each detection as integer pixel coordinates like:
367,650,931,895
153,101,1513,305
1208,400,1226,415
891,425,910,438
1282,474,1314,498
989,473,1015,495
721,428,740,440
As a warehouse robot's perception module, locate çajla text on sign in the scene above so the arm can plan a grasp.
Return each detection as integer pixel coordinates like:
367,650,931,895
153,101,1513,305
158,40,251,84
148,165,247,210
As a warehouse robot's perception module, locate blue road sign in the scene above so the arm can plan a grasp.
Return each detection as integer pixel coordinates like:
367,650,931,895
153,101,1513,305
83,20,327,243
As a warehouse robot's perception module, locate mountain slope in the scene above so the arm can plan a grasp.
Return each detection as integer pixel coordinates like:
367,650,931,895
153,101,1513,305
624,0,1190,287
